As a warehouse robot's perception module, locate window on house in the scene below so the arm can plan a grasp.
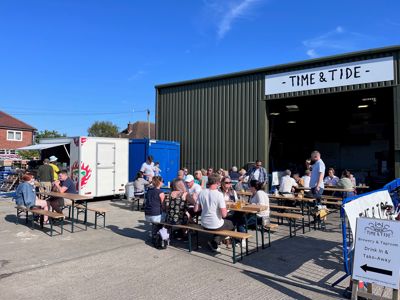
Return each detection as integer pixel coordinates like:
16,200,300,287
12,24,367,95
0,149,15,154
6,130,23,141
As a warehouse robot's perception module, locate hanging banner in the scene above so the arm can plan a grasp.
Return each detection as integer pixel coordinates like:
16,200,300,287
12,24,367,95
265,56,394,95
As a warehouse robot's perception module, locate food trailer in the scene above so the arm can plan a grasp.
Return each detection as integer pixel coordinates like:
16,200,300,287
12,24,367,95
19,137,129,197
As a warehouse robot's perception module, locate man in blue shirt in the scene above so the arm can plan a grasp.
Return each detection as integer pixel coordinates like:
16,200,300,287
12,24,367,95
48,170,77,213
244,160,268,187
309,151,325,206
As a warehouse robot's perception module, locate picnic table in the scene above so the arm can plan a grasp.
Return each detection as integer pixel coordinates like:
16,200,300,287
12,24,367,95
40,192,93,233
226,202,268,251
268,194,315,231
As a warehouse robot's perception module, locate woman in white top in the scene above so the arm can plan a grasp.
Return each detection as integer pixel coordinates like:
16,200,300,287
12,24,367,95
249,180,270,226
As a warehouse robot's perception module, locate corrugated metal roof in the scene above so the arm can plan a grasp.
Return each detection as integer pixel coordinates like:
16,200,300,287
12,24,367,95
155,45,400,89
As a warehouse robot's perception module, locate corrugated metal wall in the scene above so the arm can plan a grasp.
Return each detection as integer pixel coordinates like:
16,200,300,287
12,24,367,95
156,74,267,171
156,47,400,174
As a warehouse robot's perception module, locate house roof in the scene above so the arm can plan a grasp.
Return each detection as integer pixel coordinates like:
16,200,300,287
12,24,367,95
119,121,155,139
0,111,36,131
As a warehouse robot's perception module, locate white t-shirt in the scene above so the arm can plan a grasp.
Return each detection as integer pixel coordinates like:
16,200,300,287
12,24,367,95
140,162,155,177
249,190,270,218
197,189,225,229
302,175,311,188
253,169,260,181
188,183,202,195
279,175,298,193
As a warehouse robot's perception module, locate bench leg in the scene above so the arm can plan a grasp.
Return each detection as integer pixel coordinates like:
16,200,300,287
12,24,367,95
61,218,64,235
195,231,199,250
246,238,249,256
240,239,243,260
302,217,305,234
261,225,265,249
50,218,53,237
289,219,292,237
232,240,236,264
95,213,97,229
255,217,259,252
268,228,271,247
31,213,35,230
103,213,106,228
188,231,192,252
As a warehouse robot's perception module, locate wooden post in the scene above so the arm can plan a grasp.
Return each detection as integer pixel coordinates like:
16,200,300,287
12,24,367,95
351,279,359,300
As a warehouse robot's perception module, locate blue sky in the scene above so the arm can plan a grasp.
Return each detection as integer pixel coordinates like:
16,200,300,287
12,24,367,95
1,0,399,136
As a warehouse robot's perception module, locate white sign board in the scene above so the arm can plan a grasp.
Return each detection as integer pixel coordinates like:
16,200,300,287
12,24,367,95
265,56,394,95
343,190,394,242
353,217,400,289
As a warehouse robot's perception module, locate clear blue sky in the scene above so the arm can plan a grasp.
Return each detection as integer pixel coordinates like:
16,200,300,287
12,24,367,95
1,0,399,136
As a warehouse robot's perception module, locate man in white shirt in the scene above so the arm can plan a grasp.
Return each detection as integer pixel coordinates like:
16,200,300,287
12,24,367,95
301,170,311,188
185,174,202,205
140,156,155,181
279,170,298,196
194,174,234,253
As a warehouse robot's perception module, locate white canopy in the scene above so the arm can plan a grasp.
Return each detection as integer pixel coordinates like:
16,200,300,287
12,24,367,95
17,142,69,151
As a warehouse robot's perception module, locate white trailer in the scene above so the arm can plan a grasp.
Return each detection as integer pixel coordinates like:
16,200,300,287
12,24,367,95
19,137,129,197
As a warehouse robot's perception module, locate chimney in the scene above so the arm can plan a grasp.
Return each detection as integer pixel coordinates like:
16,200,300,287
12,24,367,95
127,122,134,134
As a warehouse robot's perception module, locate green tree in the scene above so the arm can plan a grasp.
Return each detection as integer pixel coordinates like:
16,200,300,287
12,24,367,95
88,121,119,137
17,130,67,159
35,130,67,143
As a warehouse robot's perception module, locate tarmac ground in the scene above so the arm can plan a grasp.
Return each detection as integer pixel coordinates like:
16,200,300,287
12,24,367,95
0,196,353,300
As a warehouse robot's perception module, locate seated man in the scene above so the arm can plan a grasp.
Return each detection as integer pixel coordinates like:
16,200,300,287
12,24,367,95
185,174,202,221
279,169,298,197
194,174,234,253
324,168,339,186
48,170,77,213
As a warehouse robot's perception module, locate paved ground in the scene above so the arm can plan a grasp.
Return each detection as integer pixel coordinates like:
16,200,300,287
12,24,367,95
0,196,350,300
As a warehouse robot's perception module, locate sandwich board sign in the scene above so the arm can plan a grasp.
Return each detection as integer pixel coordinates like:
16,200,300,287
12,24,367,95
352,217,400,289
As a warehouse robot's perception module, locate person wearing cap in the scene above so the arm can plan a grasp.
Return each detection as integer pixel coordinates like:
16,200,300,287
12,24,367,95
185,174,202,205
185,174,202,221
49,156,60,182
37,158,54,192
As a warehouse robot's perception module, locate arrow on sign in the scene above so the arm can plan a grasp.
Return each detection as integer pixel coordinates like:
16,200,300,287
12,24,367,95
361,264,392,276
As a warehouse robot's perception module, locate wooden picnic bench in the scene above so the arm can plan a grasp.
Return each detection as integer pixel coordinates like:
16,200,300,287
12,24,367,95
270,211,304,237
157,222,252,263
65,202,107,229
15,206,64,236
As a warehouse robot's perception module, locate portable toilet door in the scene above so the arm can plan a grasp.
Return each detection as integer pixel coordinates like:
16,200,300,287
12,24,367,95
96,142,116,196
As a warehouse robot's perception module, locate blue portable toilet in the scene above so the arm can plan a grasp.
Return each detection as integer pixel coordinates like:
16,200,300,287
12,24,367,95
129,139,180,185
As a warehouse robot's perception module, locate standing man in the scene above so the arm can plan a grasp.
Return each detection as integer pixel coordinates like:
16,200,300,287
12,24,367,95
49,156,60,183
48,170,77,213
37,158,53,192
194,174,234,253
309,151,325,206
140,156,155,181
243,160,268,186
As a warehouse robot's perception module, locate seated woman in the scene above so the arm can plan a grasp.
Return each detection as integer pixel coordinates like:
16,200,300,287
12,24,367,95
194,170,204,188
337,170,355,198
248,180,270,226
220,176,246,235
133,172,150,197
15,174,49,222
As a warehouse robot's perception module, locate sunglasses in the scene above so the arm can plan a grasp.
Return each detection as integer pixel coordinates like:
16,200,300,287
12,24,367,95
223,181,232,184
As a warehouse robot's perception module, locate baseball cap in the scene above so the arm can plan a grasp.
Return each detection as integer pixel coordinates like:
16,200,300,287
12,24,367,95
184,174,194,182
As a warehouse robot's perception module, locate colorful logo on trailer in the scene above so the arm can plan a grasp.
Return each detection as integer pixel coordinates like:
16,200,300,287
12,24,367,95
73,137,88,147
71,161,92,190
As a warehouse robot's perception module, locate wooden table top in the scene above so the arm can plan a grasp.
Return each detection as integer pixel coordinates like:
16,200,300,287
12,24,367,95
226,202,268,213
236,191,253,196
268,194,316,203
295,186,354,192
41,191,93,201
